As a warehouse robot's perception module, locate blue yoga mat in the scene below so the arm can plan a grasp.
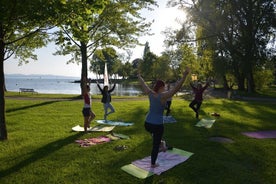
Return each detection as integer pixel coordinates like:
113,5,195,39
96,120,134,126
163,116,177,123
195,118,216,128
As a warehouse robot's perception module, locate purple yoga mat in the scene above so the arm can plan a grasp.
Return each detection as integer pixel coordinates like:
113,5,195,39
242,130,276,139
209,136,234,143
132,152,188,175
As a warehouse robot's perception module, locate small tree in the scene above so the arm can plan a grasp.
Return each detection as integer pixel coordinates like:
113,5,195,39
54,0,157,94
0,0,62,140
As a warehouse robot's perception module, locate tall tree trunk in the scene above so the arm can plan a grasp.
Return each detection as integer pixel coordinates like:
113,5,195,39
3,77,7,92
0,33,7,140
80,42,88,95
232,58,245,91
247,70,255,93
222,75,229,90
234,64,245,91
237,74,245,91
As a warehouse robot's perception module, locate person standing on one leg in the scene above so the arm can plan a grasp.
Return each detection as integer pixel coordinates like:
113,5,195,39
82,78,96,132
189,81,209,119
97,81,116,120
138,67,190,168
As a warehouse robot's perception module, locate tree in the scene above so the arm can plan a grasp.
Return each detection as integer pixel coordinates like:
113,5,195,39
130,58,143,79
89,47,118,79
139,50,158,80
120,61,133,79
53,0,108,92
162,17,200,81
172,0,276,92
153,54,173,81
54,0,157,94
0,0,64,140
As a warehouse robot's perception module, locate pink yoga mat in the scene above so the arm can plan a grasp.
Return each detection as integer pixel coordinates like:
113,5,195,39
132,152,188,175
75,136,111,147
242,130,276,139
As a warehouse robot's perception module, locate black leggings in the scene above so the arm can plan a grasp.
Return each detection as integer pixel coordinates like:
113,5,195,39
166,101,172,116
144,122,164,165
189,100,202,113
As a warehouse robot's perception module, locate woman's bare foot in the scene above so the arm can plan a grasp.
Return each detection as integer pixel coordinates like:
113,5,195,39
151,163,159,168
159,140,167,152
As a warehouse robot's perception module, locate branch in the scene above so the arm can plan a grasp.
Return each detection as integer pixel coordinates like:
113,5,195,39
3,48,15,61
177,34,219,43
5,28,40,45
61,26,81,48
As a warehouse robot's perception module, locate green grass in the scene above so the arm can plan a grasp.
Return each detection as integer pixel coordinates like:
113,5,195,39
1,94,276,184
5,91,144,100
232,85,276,98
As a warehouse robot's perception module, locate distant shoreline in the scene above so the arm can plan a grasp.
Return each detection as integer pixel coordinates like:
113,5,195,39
6,74,79,79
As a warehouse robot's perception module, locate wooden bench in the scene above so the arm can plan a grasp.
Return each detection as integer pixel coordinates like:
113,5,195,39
19,88,38,94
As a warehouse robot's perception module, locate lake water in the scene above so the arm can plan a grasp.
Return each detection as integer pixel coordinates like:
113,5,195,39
5,75,142,96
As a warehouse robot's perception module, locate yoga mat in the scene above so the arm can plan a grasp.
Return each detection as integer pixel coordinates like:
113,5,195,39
195,118,216,128
105,134,120,140
121,148,193,178
106,133,130,140
96,120,134,126
72,125,115,132
163,116,177,123
75,136,111,147
242,130,276,139
132,152,188,175
112,132,130,139
121,164,154,179
167,148,194,157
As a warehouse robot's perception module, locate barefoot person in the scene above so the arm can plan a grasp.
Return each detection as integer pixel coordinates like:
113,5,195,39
189,81,209,119
82,78,96,132
138,67,190,168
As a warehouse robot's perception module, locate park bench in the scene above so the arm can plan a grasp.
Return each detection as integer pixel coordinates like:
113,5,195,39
19,88,38,94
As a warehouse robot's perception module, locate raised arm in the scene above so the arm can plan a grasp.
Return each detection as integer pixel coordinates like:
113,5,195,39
162,67,190,99
202,80,210,90
138,74,152,94
190,82,196,90
96,81,103,92
109,83,116,93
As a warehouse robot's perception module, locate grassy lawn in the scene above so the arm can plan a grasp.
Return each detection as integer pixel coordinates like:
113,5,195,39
1,93,276,184
232,85,276,99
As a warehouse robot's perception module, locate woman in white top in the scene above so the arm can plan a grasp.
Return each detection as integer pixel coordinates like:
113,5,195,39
82,79,96,132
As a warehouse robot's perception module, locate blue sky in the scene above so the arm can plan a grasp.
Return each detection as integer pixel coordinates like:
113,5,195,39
4,0,185,78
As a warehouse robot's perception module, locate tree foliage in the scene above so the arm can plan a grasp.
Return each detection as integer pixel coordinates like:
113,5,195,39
89,47,118,78
53,0,157,93
169,0,276,92
138,42,158,80
0,0,65,140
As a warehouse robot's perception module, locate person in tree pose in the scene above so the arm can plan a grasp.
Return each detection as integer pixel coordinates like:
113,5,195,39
97,81,116,120
189,81,209,119
138,67,190,168
82,78,96,132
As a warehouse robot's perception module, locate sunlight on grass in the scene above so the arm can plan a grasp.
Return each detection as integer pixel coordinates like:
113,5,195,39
1,95,276,183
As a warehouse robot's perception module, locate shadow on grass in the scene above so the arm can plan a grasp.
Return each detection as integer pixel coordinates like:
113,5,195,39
6,100,62,113
99,99,276,183
0,132,83,178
